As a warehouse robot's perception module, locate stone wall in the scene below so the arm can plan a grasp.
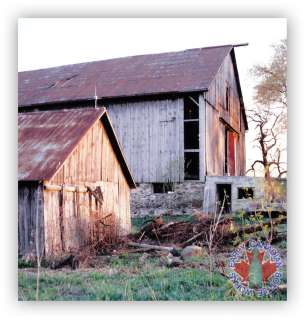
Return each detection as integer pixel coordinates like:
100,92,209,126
130,177,287,217
131,182,205,216
203,176,287,214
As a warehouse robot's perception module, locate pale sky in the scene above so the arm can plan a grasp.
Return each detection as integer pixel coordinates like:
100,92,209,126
18,18,287,175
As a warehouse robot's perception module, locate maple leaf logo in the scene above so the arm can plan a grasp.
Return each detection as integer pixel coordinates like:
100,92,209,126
233,247,277,289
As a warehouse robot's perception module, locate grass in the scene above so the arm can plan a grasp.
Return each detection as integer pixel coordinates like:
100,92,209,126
18,252,287,301
18,214,287,301
19,263,227,301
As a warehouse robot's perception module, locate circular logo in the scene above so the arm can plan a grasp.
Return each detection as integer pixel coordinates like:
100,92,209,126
227,239,283,297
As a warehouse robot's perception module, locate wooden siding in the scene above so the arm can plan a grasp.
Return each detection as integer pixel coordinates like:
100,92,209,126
44,119,131,255
18,118,131,257
106,98,184,183
18,183,44,257
42,179,130,256
205,53,246,176
51,119,129,187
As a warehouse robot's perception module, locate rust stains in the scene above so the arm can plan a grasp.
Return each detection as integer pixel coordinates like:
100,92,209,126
18,108,136,188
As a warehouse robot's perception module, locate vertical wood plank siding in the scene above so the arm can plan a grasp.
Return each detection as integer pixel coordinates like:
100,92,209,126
18,183,44,256
106,98,184,183
205,54,246,176
37,118,131,257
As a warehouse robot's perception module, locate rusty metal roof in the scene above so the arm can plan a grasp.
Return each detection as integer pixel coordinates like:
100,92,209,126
18,108,136,187
18,45,233,107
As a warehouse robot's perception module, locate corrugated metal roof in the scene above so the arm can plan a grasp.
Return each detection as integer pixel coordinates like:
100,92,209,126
18,108,136,187
18,45,233,107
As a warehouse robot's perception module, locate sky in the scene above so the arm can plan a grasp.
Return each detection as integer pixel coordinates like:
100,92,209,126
18,18,287,175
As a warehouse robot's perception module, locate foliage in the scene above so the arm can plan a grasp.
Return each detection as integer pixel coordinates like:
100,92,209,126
248,39,287,178
251,39,287,111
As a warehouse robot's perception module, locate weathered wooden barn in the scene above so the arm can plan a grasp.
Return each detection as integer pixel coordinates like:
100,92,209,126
18,108,135,257
18,44,248,215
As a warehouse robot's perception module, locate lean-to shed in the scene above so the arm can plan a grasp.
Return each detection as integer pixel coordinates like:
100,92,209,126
18,108,135,257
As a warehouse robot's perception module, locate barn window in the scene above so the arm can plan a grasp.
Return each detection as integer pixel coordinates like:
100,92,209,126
184,152,199,180
225,86,230,111
184,121,199,149
184,95,200,180
238,187,254,199
153,183,174,194
184,95,199,119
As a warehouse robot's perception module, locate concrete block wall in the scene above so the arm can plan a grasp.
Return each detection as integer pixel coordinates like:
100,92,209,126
203,176,287,214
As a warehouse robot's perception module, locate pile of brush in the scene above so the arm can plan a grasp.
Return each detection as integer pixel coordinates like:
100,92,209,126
134,214,232,246
133,213,287,247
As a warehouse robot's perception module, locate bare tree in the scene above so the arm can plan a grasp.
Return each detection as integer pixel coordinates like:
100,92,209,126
247,108,286,178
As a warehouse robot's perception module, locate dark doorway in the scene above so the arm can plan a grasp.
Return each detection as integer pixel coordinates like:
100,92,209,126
216,184,232,214
184,152,199,180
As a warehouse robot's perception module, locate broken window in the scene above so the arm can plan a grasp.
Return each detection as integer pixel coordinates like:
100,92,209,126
184,152,199,180
238,187,254,199
184,95,199,119
153,183,174,194
184,121,199,149
184,94,200,180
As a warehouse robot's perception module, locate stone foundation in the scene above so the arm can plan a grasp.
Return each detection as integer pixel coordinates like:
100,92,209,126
203,176,287,214
131,182,204,216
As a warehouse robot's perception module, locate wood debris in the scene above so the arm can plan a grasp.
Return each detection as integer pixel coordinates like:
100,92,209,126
133,215,287,247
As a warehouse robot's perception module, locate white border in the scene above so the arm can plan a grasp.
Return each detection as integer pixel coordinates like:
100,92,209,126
2,1,306,319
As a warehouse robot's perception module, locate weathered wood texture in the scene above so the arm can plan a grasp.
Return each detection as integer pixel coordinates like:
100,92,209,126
106,98,184,183
18,182,44,257
205,53,246,176
43,181,129,256
18,118,131,257
42,119,131,256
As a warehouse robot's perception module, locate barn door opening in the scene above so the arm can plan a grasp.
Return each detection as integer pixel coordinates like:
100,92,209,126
224,128,236,176
216,183,231,214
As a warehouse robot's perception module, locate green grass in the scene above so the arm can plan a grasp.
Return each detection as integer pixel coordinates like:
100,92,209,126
18,214,287,301
18,252,286,301
18,267,230,300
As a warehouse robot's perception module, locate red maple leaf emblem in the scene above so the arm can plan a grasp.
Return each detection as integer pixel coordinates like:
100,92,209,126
234,249,277,285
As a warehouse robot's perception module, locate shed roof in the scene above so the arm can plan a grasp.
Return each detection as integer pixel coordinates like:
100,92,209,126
18,45,234,107
18,108,136,188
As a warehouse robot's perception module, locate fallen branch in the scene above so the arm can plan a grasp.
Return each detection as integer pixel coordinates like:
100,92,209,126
128,241,175,252
182,231,205,246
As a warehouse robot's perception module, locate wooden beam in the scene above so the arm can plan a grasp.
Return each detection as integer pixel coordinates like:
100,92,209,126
43,183,87,193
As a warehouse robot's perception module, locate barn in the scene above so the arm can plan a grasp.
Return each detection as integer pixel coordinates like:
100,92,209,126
18,108,135,258
18,44,248,215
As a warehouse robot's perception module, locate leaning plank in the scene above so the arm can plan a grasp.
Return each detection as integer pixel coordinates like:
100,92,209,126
128,241,174,252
